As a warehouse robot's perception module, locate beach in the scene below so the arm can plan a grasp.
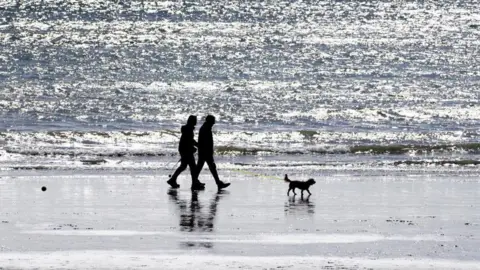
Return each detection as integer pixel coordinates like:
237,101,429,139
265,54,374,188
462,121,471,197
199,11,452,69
2,0,480,268
1,165,479,269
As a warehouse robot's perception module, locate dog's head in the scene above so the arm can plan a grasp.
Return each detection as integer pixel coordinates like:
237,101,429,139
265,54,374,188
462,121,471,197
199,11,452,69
306,179,316,185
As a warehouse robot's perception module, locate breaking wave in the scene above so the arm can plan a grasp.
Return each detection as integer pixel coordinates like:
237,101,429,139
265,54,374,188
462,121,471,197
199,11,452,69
1,130,480,157
0,129,479,171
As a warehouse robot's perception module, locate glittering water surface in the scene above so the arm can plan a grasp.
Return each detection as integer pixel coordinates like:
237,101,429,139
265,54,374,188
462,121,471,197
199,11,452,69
0,0,480,169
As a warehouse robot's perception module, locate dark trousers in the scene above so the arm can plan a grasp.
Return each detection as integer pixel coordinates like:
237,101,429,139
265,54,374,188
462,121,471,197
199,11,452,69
195,154,221,184
170,153,196,183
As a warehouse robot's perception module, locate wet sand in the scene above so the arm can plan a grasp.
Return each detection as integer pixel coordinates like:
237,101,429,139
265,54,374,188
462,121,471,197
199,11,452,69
0,169,479,269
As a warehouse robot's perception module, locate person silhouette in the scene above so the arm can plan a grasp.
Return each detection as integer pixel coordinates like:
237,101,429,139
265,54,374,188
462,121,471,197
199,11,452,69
195,115,230,190
167,115,205,190
168,189,227,248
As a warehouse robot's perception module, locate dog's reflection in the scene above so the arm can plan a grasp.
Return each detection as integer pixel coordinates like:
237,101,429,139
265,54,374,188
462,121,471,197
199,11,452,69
168,189,227,248
284,194,315,215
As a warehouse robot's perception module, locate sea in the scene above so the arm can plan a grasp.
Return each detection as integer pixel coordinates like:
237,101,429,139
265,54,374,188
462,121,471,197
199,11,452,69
1,0,479,173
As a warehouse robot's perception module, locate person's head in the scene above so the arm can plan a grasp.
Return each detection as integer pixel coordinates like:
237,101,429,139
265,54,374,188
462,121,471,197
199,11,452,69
205,115,216,126
187,115,197,126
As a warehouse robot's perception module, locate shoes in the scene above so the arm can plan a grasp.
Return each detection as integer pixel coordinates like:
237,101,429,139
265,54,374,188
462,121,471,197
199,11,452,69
167,178,180,189
217,181,230,190
191,182,206,191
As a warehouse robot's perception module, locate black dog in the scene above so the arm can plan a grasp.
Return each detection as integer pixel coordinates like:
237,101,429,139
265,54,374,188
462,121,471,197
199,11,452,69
284,174,315,197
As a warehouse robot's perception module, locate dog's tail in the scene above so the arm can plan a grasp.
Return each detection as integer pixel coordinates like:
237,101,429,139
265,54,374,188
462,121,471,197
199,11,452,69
284,174,291,182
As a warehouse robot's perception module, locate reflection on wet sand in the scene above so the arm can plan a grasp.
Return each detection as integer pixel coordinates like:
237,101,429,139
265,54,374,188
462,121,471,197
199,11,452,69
168,189,228,248
284,194,315,215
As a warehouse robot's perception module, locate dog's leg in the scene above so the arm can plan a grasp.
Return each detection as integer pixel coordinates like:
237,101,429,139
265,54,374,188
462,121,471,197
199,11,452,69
301,190,304,197
287,188,291,196
307,189,311,195
292,188,296,196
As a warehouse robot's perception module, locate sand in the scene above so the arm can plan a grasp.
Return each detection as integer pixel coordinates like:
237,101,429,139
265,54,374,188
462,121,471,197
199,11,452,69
0,169,479,269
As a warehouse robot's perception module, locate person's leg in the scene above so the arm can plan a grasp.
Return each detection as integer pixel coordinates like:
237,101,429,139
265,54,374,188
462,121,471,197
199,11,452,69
170,160,188,181
186,154,198,184
190,155,206,190
205,156,230,189
205,156,221,184
206,156,230,189
168,158,188,188
195,155,206,181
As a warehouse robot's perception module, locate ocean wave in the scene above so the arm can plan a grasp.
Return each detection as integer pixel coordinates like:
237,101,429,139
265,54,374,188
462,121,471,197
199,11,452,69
349,143,480,155
393,160,480,166
4,143,480,158
1,130,480,158
2,158,480,172
4,148,170,157
233,159,480,168
217,143,480,155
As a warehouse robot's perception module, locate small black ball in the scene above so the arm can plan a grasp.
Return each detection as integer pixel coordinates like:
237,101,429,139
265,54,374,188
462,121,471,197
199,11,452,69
41,186,47,192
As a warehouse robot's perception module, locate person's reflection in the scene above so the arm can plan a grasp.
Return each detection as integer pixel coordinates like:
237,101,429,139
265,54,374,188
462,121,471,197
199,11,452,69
168,189,227,248
284,194,315,215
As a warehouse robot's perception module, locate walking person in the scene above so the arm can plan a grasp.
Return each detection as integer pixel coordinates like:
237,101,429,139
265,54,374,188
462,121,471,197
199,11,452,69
195,115,230,190
167,115,205,190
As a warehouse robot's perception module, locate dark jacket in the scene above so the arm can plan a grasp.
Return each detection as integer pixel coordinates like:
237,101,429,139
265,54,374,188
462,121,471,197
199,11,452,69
198,124,214,156
178,124,197,155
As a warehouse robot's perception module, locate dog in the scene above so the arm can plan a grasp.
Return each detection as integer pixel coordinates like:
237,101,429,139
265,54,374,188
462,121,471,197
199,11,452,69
284,174,315,197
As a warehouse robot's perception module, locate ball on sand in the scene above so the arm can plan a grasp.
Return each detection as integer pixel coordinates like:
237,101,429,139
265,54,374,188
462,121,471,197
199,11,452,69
41,186,47,192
